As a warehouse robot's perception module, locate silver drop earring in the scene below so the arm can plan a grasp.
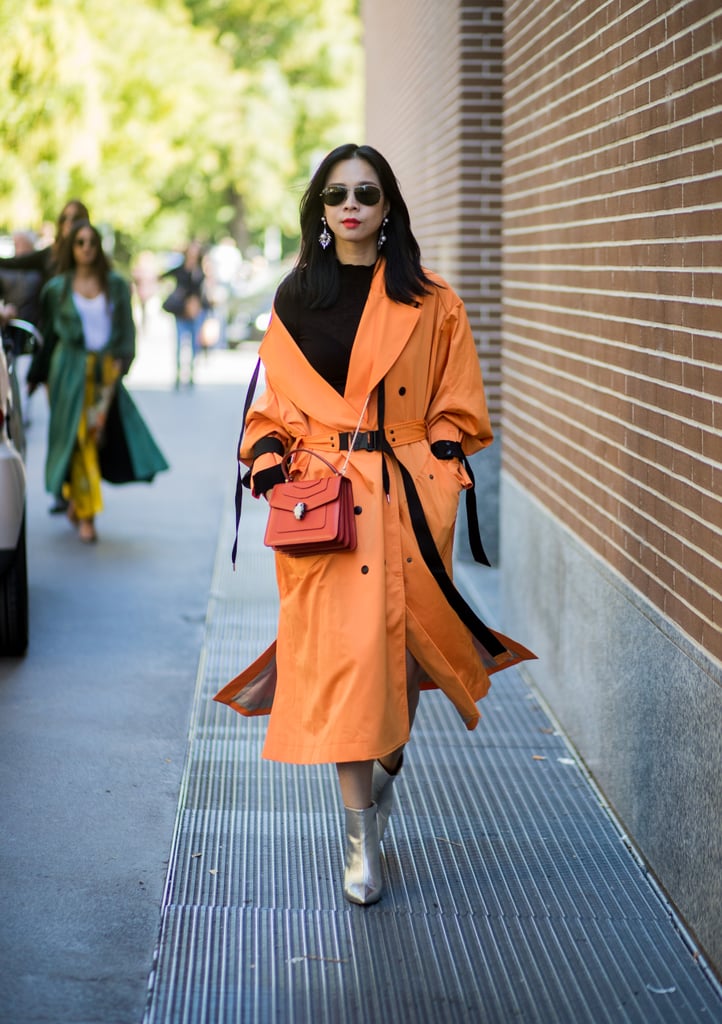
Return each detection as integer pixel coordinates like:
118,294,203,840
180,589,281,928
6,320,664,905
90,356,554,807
319,216,332,250
377,216,388,250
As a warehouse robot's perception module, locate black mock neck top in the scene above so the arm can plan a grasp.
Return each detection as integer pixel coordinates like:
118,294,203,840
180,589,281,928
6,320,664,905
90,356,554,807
273,263,375,394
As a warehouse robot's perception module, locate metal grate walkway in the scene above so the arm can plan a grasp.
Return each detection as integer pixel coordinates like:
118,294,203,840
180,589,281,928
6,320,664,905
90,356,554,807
143,483,722,1023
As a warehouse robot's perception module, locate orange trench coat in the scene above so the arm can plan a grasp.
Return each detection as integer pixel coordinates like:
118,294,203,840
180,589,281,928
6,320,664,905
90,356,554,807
214,263,535,763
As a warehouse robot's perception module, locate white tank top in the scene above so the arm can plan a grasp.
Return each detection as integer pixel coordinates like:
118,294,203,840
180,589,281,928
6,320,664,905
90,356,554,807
73,291,112,352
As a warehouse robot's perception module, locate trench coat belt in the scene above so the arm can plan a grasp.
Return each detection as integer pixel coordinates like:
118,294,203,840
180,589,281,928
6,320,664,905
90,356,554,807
302,419,427,452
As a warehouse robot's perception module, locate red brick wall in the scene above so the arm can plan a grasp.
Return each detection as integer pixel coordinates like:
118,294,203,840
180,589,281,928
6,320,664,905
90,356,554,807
502,0,722,662
363,0,505,423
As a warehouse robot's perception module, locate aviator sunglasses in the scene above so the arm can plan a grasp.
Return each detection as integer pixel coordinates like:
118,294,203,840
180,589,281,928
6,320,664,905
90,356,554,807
320,184,382,206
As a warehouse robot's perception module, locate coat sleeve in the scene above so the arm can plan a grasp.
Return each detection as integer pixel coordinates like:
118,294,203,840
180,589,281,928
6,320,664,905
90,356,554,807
0,249,47,274
425,293,493,456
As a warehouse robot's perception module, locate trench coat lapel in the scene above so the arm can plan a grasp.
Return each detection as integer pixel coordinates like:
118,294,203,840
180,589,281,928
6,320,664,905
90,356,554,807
260,261,421,425
260,310,357,425
58,282,85,346
344,260,421,410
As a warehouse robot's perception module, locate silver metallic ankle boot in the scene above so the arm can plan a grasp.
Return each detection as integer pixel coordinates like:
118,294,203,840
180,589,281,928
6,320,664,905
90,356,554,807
371,754,403,843
343,803,383,905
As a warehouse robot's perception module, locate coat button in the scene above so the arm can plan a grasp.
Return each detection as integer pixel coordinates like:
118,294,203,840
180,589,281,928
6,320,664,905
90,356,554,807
361,565,369,574
354,505,362,515
399,386,406,395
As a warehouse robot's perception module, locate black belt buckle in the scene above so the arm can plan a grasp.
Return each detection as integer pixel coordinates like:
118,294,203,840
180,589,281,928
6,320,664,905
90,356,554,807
353,430,377,452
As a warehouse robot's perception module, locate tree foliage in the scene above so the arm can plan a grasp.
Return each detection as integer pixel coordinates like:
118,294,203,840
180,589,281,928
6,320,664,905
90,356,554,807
0,0,363,254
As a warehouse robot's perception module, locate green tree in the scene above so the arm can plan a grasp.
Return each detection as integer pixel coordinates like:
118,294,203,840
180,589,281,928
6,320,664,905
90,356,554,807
0,0,363,254
182,0,364,243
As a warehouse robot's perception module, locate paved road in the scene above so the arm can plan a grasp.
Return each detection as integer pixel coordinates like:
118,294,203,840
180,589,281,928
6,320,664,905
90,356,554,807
0,318,256,1024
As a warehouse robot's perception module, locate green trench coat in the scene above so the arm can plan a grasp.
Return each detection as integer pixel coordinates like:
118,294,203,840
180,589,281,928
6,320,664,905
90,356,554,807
31,271,169,496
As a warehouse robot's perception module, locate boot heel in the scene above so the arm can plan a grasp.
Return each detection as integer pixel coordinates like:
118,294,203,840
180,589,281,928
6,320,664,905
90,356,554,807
343,803,383,905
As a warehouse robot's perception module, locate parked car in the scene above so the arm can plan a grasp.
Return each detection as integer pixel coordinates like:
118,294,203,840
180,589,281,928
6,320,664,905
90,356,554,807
0,317,41,655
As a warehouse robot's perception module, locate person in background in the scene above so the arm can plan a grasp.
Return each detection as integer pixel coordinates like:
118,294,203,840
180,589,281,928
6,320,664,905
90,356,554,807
205,238,244,348
11,231,36,257
0,232,41,327
131,250,160,335
0,200,91,512
215,143,534,906
160,240,210,388
0,199,90,292
28,220,168,544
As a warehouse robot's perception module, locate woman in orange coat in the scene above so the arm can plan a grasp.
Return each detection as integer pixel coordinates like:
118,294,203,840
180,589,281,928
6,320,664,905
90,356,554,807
216,144,533,905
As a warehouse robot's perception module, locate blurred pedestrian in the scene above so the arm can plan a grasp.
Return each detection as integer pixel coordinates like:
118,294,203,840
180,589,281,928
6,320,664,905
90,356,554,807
131,250,160,334
215,144,534,905
28,220,168,544
205,238,244,348
0,233,41,327
11,231,36,257
0,199,90,295
0,202,91,502
160,240,210,387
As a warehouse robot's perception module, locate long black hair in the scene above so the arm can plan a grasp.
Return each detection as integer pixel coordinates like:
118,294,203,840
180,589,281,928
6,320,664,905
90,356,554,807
55,199,90,245
280,143,437,309
51,199,90,272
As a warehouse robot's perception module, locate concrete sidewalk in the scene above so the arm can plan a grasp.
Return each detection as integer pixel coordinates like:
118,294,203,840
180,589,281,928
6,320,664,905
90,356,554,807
142,466,722,1023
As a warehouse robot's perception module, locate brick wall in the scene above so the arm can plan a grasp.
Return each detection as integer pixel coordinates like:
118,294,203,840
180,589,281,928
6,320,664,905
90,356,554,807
363,0,722,970
363,0,505,423
502,0,722,663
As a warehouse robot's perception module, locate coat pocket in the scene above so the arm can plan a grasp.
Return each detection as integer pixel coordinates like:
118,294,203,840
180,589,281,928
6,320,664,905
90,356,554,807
412,449,463,558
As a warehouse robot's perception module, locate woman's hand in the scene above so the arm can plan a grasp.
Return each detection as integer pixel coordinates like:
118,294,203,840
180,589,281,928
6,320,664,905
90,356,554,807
86,405,106,437
0,300,18,324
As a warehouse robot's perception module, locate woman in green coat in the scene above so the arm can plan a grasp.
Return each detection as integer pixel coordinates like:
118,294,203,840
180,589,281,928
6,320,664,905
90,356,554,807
29,220,168,542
